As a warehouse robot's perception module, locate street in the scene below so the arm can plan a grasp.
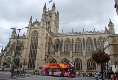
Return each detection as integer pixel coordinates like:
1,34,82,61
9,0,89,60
23,75,96,80
0,71,96,80
0,72,110,80
0,71,11,80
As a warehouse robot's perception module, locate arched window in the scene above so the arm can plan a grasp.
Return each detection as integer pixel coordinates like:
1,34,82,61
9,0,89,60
28,31,38,68
86,38,93,53
75,42,82,53
50,58,57,63
64,38,71,53
87,59,96,70
54,39,60,52
75,38,82,53
74,59,82,70
97,37,104,51
61,58,69,63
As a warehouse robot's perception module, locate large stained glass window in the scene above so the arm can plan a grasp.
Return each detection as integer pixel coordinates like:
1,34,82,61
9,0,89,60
28,31,38,68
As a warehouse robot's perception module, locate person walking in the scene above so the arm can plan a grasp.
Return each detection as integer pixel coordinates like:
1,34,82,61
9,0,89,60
116,70,118,80
110,71,114,80
95,72,100,80
22,68,25,76
103,71,106,80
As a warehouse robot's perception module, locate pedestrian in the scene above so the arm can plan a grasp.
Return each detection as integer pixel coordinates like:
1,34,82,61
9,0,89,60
22,68,25,76
110,71,114,80
16,69,20,77
103,71,106,80
107,71,111,80
95,72,100,80
19,68,22,76
116,70,118,80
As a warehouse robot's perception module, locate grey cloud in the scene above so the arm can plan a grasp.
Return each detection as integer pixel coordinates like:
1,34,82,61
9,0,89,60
0,0,118,48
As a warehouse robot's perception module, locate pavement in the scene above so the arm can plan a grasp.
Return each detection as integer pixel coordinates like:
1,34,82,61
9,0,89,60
0,71,32,80
6,75,96,80
0,72,110,80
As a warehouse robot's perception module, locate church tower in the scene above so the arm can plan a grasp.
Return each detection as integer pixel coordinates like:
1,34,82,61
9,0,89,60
41,3,59,34
108,19,115,34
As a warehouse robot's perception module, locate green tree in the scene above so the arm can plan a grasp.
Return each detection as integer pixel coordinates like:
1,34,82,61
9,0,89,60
92,49,110,80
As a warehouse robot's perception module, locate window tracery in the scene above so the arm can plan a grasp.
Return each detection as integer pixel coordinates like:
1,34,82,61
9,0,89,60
74,58,82,70
86,37,93,53
61,58,69,63
50,58,57,63
28,31,38,68
64,38,71,52
75,38,82,53
87,59,96,70
97,37,104,51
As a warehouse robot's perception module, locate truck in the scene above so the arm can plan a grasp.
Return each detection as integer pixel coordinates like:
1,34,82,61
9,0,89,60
41,62,76,77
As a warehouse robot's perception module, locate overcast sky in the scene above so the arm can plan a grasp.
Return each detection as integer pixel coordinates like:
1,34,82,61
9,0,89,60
0,0,118,50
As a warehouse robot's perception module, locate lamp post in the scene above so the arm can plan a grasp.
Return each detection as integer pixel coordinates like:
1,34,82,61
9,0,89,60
11,28,23,77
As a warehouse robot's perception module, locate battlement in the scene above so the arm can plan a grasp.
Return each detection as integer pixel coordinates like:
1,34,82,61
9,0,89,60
54,30,108,36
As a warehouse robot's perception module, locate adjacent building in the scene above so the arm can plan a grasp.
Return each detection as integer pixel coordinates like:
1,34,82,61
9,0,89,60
115,0,118,15
104,35,118,72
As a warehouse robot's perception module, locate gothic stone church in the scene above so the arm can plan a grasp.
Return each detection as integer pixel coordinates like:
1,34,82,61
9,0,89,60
1,3,115,72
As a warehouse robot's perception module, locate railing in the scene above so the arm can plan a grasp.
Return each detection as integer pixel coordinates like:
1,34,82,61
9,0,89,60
48,52,56,56
60,52,70,56
73,52,83,56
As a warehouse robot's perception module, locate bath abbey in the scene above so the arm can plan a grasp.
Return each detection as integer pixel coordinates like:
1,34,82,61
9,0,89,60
1,3,118,72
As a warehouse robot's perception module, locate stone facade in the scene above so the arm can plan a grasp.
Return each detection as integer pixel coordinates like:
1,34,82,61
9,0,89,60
104,35,118,72
0,3,116,72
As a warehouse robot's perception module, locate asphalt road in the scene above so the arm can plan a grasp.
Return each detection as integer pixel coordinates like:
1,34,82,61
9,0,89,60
7,75,95,80
0,72,109,80
0,71,31,80
0,71,11,80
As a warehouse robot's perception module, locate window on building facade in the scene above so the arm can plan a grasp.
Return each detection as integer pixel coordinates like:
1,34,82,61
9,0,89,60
86,38,93,53
28,32,38,69
64,38,71,53
64,43,72,52
74,59,82,70
86,43,93,53
87,59,96,70
97,43,104,51
50,58,57,63
97,37,104,51
61,58,69,63
75,42,82,53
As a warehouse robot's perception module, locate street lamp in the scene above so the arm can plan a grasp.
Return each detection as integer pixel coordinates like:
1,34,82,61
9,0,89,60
11,28,23,77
